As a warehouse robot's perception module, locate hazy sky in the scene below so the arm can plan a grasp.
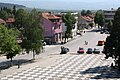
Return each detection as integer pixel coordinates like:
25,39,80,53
0,0,120,10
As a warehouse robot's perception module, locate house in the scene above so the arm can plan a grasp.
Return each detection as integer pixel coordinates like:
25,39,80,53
6,18,15,28
104,8,116,30
78,16,94,30
0,18,6,25
42,12,62,44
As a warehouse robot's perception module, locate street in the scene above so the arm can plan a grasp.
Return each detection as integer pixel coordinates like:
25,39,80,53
0,28,115,80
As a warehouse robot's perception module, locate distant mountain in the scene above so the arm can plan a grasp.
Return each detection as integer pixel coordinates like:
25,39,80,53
0,2,26,8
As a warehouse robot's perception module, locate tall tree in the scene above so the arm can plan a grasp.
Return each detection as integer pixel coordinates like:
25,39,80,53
107,20,113,32
62,12,76,41
0,10,8,20
94,12,99,26
0,25,21,62
104,7,120,70
13,5,16,16
81,10,86,16
22,9,43,59
15,9,28,29
86,10,92,16
98,13,105,29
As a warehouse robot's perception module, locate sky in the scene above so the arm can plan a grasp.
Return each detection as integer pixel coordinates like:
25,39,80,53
0,0,120,10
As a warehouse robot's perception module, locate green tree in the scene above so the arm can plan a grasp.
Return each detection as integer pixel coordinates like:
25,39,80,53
107,20,113,32
0,25,21,62
62,12,76,41
89,23,93,28
98,13,105,29
22,9,43,60
104,7,120,70
0,10,8,20
94,12,99,26
13,5,16,16
81,10,86,16
86,10,92,16
15,9,28,29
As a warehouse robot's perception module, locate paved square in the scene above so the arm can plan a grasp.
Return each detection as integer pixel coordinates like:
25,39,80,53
0,54,116,80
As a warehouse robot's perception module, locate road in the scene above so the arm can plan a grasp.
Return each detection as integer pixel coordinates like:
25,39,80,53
1,28,115,80
0,28,108,62
40,28,108,56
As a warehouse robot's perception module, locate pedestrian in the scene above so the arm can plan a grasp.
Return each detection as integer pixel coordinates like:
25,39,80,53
18,61,20,69
84,31,85,33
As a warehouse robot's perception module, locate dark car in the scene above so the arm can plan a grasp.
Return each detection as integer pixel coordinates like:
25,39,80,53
93,48,100,54
60,47,69,54
77,48,84,54
86,48,93,54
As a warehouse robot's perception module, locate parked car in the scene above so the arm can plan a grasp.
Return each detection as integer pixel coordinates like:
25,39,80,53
86,48,93,54
60,46,69,54
93,48,100,54
77,47,84,54
98,40,104,46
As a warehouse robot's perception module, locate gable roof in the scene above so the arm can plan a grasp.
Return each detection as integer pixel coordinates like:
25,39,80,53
42,13,61,20
81,16,93,22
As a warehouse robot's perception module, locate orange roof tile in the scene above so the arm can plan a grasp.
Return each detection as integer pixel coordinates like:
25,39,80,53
81,16,93,22
42,13,61,20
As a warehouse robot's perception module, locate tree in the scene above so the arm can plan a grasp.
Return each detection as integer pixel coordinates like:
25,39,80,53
0,10,8,20
94,12,99,26
15,9,28,29
89,23,94,28
81,10,86,16
104,7,120,70
94,11,105,28
22,9,43,60
86,10,92,16
107,20,113,32
13,5,16,16
0,25,21,62
98,13,105,29
62,12,76,41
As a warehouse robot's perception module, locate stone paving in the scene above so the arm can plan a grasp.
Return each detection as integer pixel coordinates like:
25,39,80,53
1,54,120,80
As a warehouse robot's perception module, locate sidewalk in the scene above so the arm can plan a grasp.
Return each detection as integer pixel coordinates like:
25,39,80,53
0,53,64,77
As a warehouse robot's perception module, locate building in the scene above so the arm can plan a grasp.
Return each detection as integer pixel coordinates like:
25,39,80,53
6,18,15,28
78,16,94,30
0,19,6,25
104,9,116,29
42,12,62,44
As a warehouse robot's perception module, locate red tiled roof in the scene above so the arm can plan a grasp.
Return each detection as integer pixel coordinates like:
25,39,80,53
0,19,6,24
6,18,15,23
42,13,61,19
81,16,93,22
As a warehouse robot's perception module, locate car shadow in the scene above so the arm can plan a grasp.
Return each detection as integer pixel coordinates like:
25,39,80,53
80,65,120,79
0,59,35,70
87,29,102,32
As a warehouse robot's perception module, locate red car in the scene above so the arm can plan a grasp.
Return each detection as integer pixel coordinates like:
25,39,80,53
77,48,84,54
98,40,104,46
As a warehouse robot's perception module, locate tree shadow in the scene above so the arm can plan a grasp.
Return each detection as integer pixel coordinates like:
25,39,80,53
0,59,35,70
80,65,120,79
